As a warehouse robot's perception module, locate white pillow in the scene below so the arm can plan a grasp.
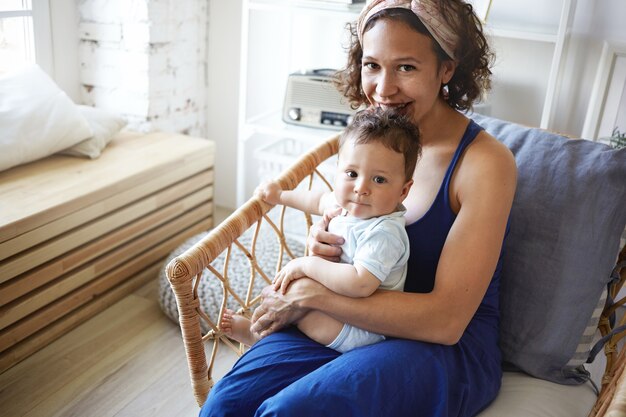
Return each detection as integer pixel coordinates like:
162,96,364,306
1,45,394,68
60,105,127,159
0,65,93,172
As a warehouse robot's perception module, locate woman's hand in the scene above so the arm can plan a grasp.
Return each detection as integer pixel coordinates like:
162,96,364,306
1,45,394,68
307,206,344,262
250,278,326,339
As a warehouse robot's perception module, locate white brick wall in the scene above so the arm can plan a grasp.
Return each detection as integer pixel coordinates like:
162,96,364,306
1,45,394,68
78,0,208,136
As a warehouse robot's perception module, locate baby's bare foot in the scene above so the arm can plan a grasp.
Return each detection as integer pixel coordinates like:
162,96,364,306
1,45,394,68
220,309,236,336
220,309,259,346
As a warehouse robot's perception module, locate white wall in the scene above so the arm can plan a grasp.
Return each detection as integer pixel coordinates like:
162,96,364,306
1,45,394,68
49,0,80,102
77,0,209,136
206,0,242,209
488,37,554,127
552,0,626,136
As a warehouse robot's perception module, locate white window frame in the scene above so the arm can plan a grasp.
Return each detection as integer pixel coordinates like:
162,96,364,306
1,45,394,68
0,0,53,76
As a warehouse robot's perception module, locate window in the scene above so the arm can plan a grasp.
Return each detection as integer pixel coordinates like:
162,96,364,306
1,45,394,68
0,0,52,76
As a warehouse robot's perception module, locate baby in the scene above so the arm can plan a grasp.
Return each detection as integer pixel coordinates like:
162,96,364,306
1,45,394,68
221,107,421,352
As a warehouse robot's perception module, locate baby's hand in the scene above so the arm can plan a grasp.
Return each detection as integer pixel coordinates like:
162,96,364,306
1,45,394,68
254,180,282,205
273,258,307,294
322,205,343,222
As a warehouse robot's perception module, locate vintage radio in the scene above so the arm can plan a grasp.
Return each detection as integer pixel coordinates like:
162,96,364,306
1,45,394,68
282,69,357,130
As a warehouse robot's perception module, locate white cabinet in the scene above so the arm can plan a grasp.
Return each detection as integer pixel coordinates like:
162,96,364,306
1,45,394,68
236,0,574,205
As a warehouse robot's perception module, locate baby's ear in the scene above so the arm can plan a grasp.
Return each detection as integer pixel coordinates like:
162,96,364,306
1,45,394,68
400,179,414,200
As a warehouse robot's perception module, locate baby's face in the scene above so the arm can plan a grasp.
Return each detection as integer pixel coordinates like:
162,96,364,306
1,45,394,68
334,138,412,219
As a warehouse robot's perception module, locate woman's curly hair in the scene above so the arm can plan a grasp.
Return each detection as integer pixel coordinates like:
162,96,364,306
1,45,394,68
335,0,494,112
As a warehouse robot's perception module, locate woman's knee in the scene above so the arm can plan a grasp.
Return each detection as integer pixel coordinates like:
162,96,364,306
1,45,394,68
199,378,261,417
199,388,246,417
256,391,304,416
199,398,223,417
255,388,352,417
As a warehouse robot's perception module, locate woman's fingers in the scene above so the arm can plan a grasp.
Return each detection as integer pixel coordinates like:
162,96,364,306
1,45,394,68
307,214,344,262
259,322,280,339
250,286,284,336
250,301,270,336
307,229,343,261
249,283,311,337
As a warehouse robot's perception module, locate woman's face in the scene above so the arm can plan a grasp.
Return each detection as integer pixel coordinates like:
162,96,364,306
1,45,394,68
360,18,455,124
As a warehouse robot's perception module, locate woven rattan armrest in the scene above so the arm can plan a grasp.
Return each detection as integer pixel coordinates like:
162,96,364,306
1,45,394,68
166,133,626,417
166,135,339,405
590,245,626,417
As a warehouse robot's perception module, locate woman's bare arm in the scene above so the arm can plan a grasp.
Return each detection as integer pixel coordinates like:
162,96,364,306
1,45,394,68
252,134,517,344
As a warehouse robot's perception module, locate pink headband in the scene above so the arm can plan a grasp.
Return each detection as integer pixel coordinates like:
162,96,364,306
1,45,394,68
357,0,458,61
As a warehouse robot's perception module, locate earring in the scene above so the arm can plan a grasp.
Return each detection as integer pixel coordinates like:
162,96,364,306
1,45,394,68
442,84,450,100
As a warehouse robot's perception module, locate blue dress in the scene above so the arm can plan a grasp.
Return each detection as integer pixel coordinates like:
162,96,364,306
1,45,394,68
200,120,504,417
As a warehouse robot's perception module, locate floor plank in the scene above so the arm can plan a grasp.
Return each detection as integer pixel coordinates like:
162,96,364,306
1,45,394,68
0,206,240,417
49,310,190,417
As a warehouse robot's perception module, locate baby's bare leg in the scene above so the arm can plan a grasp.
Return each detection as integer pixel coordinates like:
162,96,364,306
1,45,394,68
297,311,345,347
220,309,260,346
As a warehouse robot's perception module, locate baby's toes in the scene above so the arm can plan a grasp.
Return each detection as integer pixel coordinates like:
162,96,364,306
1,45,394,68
220,310,234,330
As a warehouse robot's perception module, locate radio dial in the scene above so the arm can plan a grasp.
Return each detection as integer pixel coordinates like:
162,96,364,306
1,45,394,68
288,108,301,121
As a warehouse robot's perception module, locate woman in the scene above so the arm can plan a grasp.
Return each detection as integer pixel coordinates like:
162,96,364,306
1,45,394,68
202,0,516,415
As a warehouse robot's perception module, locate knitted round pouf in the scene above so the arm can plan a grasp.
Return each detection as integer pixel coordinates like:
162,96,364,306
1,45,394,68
158,226,305,333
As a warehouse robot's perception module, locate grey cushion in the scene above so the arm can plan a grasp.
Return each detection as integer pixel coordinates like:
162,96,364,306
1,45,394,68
477,372,597,417
473,113,626,385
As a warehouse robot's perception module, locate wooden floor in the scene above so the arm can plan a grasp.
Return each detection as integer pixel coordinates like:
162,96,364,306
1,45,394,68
0,207,238,417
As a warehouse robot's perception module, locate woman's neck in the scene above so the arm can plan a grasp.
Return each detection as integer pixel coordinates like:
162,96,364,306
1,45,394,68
417,101,467,147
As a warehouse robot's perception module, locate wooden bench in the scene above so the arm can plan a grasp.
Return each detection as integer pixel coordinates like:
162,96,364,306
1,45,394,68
0,131,215,373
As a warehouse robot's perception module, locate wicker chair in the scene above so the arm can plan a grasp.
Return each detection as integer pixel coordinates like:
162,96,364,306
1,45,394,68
166,132,626,417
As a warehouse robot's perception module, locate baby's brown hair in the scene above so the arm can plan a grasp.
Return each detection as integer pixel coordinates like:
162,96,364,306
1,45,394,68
340,107,421,182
